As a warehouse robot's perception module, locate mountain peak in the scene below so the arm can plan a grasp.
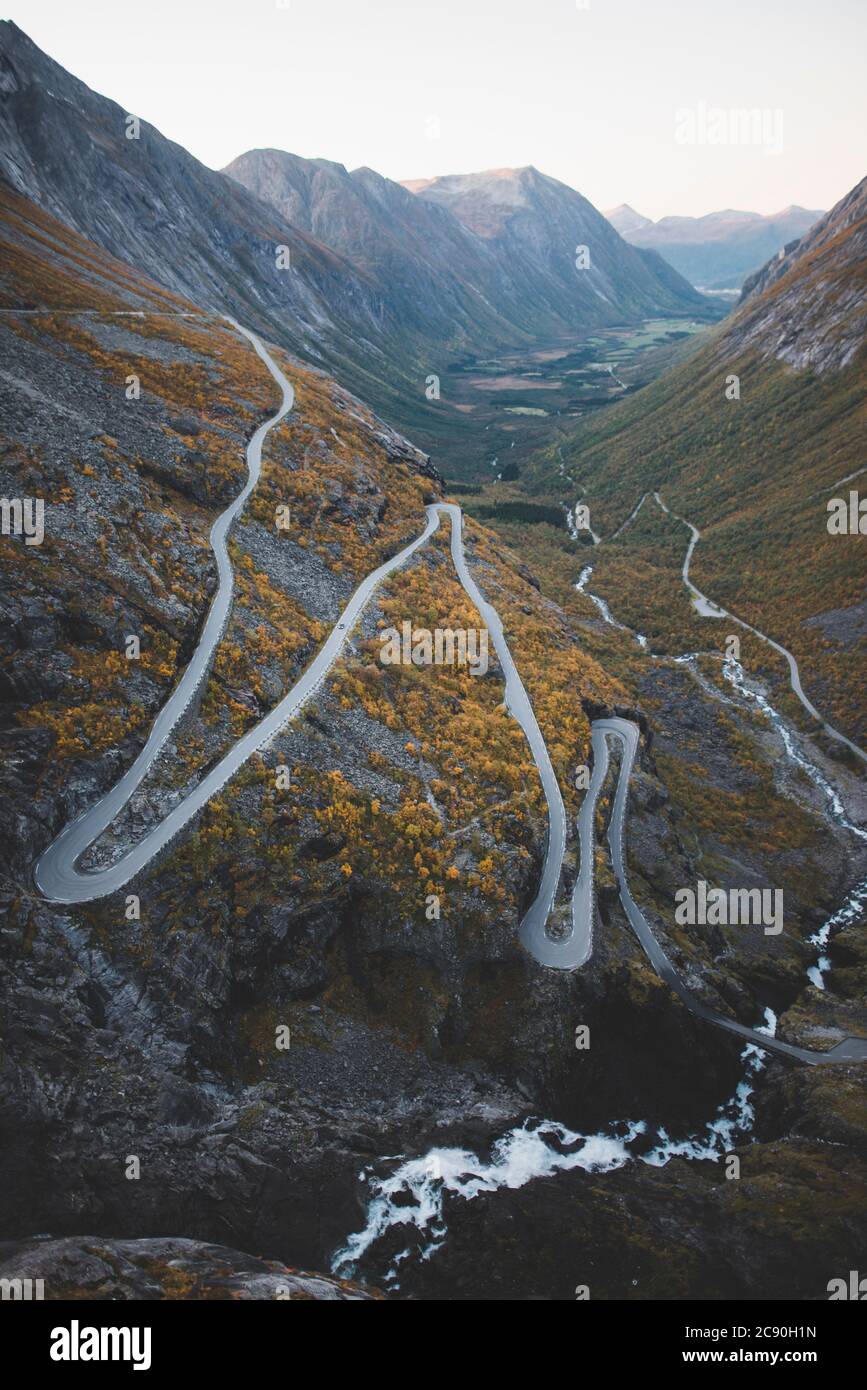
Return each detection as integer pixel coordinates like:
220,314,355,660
772,203,823,220
476,164,538,180
400,165,592,238
605,204,654,234
228,148,350,178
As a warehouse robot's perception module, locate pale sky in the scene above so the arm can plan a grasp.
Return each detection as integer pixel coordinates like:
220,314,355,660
4,0,865,220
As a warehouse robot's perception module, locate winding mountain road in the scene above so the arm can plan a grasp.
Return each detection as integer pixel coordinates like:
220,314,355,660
653,491,867,767
35,315,294,901
593,718,867,1066
33,313,564,912
32,321,866,1065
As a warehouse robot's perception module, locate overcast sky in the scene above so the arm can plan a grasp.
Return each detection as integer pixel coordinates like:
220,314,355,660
5,0,865,220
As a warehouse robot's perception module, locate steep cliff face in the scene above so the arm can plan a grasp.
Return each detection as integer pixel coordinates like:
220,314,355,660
0,22,481,473
223,150,540,347
733,176,867,372
0,25,376,355
228,152,706,336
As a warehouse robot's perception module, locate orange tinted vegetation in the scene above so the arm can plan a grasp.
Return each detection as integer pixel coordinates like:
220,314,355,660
40,494,618,939
201,544,327,739
17,626,178,759
180,526,617,941
175,512,628,924
247,353,434,580
0,226,283,775
0,186,188,312
2,187,626,935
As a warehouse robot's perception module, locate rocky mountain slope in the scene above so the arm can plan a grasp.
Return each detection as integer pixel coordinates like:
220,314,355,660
229,152,706,334
734,176,867,372
403,166,707,323
0,25,376,361
224,149,548,347
0,22,494,473
0,187,704,1287
2,180,865,1300
607,202,824,290
1,22,865,1302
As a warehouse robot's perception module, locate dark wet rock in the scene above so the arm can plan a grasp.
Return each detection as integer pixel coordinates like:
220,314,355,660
515,562,541,591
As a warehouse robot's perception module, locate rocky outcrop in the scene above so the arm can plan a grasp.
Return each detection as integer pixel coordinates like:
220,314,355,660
0,1236,382,1299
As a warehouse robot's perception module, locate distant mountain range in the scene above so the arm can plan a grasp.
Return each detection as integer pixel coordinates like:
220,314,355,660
605,203,824,291
0,20,710,474
226,154,705,347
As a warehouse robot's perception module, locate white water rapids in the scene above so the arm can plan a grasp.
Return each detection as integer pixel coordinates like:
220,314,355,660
332,1012,777,1286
